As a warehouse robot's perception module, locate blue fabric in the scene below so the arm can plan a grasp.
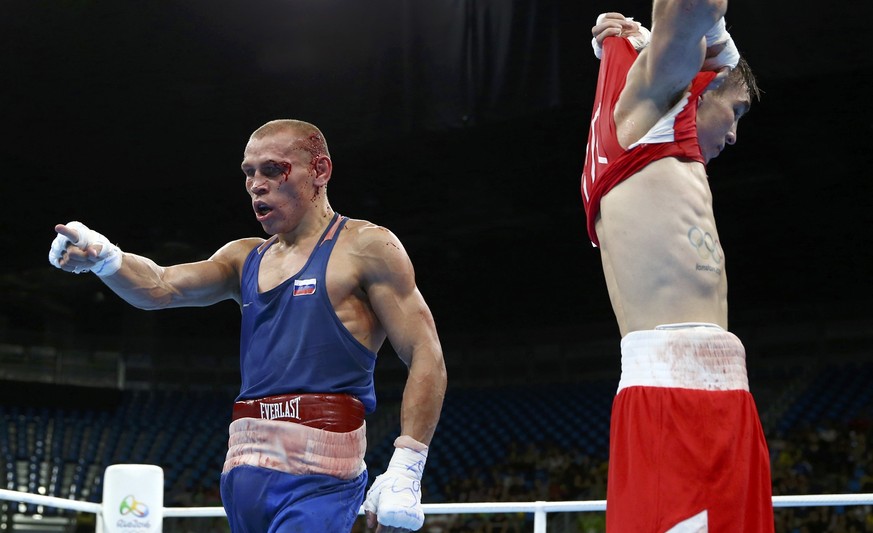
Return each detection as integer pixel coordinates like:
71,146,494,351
237,213,377,412
220,465,367,533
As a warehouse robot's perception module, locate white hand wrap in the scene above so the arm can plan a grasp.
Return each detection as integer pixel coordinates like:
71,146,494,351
363,436,428,531
591,14,651,59
702,17,740,71
48,221,122,276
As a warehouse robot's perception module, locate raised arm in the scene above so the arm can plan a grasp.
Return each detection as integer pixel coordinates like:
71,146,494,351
614,0,735,145
591,12,651,58
641,0,725,99
592,7,738,83
49,221,257,309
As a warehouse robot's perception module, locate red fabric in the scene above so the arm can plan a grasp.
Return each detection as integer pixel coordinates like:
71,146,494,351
581,37,716,246
606,386,774,532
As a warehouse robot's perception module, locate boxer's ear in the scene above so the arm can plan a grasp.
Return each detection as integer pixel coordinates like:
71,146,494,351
313,155,332,187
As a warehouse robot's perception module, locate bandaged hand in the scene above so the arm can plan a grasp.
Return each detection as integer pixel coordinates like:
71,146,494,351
591,13,651,59
48,221,122,276
364,436,428,532
702,17,740,71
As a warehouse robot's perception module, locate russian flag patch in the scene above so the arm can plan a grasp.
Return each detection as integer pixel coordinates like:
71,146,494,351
292,278,317,296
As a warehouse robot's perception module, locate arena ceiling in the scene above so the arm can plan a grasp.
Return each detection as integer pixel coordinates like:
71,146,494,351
2,1,871,354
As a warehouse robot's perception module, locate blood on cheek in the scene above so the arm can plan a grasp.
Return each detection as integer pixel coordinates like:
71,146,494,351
272,179,303,216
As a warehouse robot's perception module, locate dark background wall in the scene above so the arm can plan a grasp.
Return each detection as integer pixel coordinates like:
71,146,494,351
2,0,872,370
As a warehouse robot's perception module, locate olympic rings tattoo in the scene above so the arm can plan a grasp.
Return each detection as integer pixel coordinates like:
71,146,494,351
687,226,722,264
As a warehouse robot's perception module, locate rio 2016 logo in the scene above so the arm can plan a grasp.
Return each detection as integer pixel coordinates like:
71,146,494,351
119,495,149,518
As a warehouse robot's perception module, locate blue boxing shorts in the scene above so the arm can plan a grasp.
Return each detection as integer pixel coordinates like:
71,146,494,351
220,465,367,533
219,393,369,532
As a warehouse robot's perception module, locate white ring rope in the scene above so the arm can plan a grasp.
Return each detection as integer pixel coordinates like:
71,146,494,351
0,488,102,514
771,493,873,508
2,488,871,518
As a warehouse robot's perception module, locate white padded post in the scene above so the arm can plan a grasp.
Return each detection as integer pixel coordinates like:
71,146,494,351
99,464,164,533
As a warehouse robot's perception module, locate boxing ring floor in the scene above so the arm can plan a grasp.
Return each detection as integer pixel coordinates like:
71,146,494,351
2,485,872,532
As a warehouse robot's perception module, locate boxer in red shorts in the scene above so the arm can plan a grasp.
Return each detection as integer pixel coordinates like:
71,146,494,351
582,3,773,531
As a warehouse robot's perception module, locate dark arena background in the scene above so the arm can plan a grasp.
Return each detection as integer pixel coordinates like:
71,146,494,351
2,1,872,532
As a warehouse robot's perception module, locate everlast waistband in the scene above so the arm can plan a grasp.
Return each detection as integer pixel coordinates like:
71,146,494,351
232,393,365,433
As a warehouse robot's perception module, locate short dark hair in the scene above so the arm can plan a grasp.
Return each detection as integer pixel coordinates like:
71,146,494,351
724,56,761,103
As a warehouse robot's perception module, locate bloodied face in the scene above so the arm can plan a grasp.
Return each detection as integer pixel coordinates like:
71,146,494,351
241,130,328,234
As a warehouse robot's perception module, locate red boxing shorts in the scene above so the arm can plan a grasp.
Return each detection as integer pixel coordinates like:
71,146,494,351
606,324,774,532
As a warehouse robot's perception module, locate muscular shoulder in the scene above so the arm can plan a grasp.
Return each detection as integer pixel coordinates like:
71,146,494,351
339,219,414,284
209,237,265,272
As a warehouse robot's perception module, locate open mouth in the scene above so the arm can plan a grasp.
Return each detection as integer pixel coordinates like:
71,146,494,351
254,201,273,218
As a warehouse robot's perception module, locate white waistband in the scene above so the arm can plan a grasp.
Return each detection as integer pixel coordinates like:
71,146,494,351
618,324,749,393
223,417,367,479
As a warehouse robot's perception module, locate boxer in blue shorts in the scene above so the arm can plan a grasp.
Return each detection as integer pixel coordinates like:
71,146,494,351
49,119,447,532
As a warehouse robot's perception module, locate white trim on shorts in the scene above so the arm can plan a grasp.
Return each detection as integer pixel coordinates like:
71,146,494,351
223,417,367,479
617,322,750,393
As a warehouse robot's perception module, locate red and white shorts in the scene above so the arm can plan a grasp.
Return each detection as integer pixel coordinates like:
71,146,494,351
606,324,774,532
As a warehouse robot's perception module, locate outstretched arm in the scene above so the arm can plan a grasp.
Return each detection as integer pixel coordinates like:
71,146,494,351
49,221,256,309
